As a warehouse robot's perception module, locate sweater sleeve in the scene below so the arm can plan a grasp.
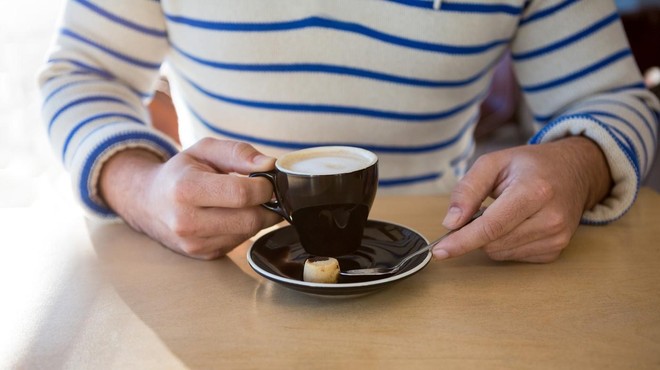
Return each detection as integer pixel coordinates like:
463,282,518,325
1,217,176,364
511,0,660,224
38,0,180,219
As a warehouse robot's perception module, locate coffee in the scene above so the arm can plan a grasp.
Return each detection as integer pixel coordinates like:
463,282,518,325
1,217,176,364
278,148,375,175
251,146,378,257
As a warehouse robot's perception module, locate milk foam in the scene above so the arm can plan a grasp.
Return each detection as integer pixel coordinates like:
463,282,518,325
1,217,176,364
278,147,376,175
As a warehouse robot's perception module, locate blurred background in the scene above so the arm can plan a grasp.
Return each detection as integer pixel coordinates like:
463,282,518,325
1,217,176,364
0,0,71,209
0,0,658,212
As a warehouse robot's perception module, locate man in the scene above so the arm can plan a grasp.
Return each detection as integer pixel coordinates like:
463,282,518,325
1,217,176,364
40,0,659,261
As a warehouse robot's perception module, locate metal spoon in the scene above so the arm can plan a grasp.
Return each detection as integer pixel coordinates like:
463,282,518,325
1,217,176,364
339,208,484,278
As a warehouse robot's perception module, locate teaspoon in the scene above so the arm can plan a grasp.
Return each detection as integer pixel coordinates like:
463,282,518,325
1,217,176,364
339,208,484,278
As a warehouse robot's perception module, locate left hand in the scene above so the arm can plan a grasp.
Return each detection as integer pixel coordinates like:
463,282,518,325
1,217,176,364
432,136,612,263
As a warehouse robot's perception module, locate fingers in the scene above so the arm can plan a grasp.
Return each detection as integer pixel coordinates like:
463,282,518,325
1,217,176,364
482,227,570,263
174,139,277,208
154,139,281,259
167,207,283,259
443,155,502,230
485,236,566,263
184,138,276,174
435,153,518,259
481,209,572,256
434,182,547,260
434,185,573,261
168,206,282,239
433,214,567,262
433,200,540,259
172,234,248,260
174,171,275,208
128,139,280,260
519,252,562,264
480,206,574,263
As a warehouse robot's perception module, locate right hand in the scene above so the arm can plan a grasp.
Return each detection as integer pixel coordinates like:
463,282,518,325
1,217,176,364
99,138,282,260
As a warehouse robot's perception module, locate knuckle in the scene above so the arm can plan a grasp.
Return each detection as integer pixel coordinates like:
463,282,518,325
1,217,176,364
234,182,251,206
534,252,561,264
451,180,480,201
244,209,265,235
548,252,562,262
170,220,194,238
171,184,188,204
554,232,572,250
211,253,226,260
482,242,504,255
481,219,506,242
230,141,255,160
177,239,205,256
171,175,195,204
214,211,256,239
487,250,512,261
530,179,555,203
472,154,495,169
231,212,262,238
168,211,196,237
197,250,225,261
196,137,215,150
545,211,568,234
220,178,251,207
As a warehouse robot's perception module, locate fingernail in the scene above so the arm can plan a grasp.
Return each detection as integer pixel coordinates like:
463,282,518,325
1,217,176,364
252,154,274,166
433,249,450,261
443,207,462,228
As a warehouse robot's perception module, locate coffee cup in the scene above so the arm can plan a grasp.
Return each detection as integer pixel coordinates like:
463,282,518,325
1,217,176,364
250,146,378,257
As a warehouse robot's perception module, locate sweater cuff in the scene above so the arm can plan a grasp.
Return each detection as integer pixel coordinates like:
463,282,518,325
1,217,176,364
529,114,640,224
68,122,180,220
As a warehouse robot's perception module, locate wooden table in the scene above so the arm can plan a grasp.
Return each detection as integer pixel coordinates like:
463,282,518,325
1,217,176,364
2,188,659,369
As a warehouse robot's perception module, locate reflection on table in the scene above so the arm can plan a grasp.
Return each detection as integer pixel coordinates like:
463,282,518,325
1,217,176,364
2,188,659,369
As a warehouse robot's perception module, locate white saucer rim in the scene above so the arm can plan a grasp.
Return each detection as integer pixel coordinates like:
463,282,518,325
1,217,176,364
246,219,431,289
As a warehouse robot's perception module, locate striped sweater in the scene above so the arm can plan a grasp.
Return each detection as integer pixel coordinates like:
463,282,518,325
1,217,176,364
39,0,659,224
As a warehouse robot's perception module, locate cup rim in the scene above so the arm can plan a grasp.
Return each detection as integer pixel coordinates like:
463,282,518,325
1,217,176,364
275,146,378,176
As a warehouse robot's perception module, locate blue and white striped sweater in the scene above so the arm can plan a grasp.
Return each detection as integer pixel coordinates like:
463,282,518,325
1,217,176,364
39,0,659,223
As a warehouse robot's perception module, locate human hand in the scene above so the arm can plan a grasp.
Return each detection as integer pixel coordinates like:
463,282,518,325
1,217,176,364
99,139,282,260
432,136,611,263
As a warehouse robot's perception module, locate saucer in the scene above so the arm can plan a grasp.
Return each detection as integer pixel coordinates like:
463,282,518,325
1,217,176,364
247,220,431,297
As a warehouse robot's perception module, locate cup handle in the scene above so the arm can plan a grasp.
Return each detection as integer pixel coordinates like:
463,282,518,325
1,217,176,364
249,170,291,223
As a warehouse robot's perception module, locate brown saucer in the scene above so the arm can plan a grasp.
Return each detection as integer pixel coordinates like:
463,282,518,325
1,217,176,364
247,220,431,297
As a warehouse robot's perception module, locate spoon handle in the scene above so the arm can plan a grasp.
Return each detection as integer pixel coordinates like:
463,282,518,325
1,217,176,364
400,208,484,266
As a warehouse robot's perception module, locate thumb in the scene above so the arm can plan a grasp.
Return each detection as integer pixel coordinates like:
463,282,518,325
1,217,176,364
185,138,275,174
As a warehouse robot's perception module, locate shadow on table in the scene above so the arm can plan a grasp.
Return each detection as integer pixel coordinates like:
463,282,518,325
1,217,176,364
86,220,435,368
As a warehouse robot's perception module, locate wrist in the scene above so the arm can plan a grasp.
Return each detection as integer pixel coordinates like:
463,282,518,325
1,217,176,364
557,136,612,210
99,148,164,218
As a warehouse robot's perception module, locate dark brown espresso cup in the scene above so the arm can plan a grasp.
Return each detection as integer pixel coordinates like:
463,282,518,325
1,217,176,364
250,146,378,257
